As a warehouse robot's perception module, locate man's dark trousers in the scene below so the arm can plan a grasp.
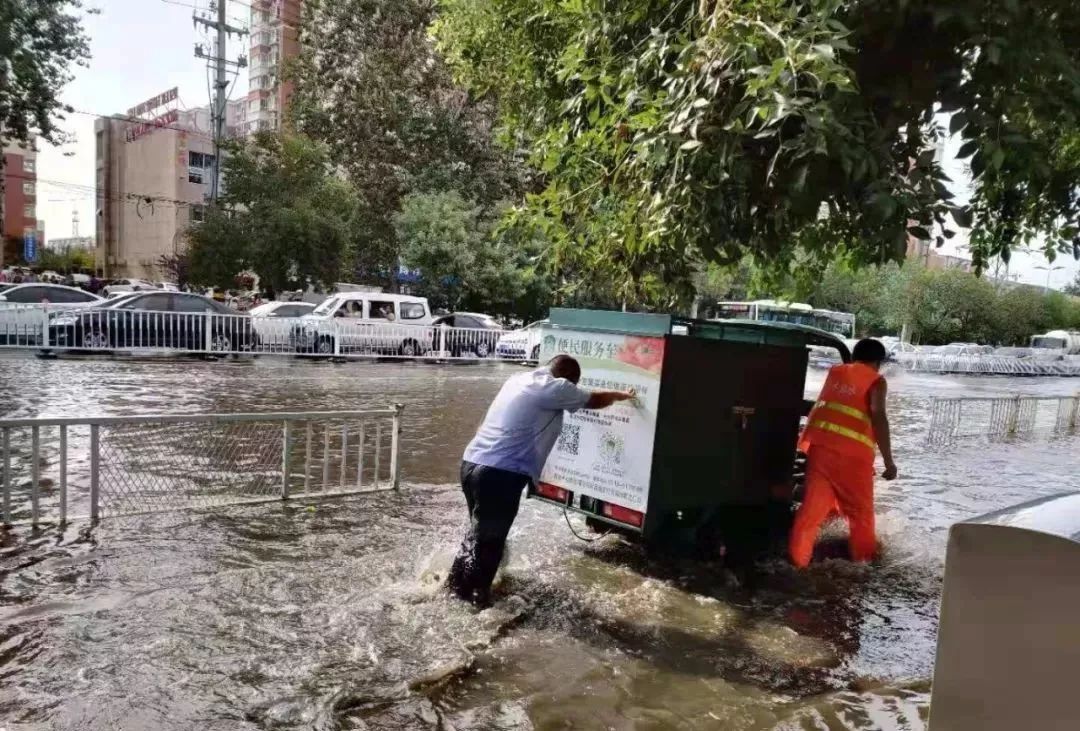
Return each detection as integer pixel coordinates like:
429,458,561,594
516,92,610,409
447,461,529,604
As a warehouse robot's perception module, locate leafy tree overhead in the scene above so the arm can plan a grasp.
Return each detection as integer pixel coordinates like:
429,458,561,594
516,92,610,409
290,0,528,286
435,0,1080,307
0,0,92,147
186,133,362,295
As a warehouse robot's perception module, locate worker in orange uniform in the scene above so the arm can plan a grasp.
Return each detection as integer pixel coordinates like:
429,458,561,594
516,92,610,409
789,338,897,568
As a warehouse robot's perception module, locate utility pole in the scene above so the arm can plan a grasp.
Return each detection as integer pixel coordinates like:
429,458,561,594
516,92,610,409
194,1,247,202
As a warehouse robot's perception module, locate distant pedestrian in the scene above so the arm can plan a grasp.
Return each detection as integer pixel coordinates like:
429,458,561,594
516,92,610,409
447,355,636,606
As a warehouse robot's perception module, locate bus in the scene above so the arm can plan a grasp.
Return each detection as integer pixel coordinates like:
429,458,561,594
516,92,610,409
708,300,856,339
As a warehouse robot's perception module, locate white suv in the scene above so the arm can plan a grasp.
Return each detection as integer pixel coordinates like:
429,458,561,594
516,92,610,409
495,319,549,362
293,293,434,357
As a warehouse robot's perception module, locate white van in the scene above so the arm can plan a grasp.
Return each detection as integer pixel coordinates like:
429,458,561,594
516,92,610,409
293,292,434,357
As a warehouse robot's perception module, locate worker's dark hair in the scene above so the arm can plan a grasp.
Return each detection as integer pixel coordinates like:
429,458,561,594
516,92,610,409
549,354,582,384
852,338,887,364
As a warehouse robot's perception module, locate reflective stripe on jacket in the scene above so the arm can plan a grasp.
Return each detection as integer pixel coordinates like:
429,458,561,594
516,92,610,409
799,363,881,462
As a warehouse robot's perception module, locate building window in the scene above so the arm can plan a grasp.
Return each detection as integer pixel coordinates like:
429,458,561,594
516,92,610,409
188,152,215,184
191,204,206,223
23,159,35,173
24,204,33,219
23,182,34,196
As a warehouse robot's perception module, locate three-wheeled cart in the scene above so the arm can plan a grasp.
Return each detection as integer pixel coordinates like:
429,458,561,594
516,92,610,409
529,308,851,557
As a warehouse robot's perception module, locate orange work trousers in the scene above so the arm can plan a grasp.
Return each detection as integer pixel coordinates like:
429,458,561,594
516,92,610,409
788,445,876,568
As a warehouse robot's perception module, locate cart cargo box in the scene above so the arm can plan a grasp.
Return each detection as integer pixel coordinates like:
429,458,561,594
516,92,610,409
529,308,850,552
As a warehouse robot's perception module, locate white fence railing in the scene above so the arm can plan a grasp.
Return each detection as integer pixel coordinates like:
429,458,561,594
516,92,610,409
897,353,1080,377
0,304,528,361
927,395,1080,445
0,406,402,527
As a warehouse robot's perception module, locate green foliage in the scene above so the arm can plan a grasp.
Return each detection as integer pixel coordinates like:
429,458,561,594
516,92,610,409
1065,271,1080,297
435,0,1080,305
0,0,93,147
739,259,1080,345
40,246,93,273
290,0,527,287
186,133,362,294
395,191,548,316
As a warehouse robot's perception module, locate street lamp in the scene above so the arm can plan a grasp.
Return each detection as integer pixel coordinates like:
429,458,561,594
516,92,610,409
1034,263,1066,293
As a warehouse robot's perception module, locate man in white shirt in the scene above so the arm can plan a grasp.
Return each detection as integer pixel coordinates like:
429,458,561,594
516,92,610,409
447,355,635,605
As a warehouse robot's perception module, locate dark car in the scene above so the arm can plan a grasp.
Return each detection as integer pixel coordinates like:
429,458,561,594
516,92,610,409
47,291,256,353
431,312,503,358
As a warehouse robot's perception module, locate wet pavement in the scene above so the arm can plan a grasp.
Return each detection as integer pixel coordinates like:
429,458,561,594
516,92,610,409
1,353,1078,729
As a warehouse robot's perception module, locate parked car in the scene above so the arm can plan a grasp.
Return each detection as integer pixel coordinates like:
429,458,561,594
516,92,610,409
292,292,434,357
0,283,103,344
431,312,503,358
48,291,256,353
993,347,1034,359
101,278,154,297
249,301,316,350
495,319,549,362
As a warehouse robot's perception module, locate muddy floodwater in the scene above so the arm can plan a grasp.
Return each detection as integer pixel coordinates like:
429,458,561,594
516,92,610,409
1,353,1078,730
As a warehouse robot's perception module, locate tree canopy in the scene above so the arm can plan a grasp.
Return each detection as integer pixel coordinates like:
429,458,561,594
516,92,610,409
435,0,1080,308
290,0,528,287
186,133,361,295
0,0,92,147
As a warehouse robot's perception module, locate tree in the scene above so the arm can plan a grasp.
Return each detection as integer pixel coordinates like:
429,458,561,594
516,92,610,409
1065,271,1080,297
435,0,1080,307
186,133,363,294
394,191,548,316
290,0,528,287
0,0,93,147
39,246,93,273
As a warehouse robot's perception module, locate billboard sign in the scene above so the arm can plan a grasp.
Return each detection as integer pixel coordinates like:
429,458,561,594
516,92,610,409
538,328,664,512
23,231,37,263
127,87,179,118
125,109,180,143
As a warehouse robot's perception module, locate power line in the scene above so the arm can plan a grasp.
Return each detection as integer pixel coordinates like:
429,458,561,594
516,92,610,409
6,170,203,209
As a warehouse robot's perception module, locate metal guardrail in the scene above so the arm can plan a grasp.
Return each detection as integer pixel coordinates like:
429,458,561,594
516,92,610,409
0,406,403,527
927,395,1080,445
897,353,1080,377
0,304,525,362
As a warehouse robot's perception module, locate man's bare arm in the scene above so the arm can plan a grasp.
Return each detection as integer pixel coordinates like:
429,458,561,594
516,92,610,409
585,390,636,410
869,379,897,479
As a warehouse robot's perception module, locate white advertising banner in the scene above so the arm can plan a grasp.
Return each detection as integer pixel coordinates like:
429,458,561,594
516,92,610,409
538,328,665,512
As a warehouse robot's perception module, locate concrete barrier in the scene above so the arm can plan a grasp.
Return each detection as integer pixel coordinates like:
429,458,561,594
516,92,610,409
929,492,1080,730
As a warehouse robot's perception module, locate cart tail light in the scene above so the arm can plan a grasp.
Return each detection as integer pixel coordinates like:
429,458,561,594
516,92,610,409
602,503,644,527
535,482,568,502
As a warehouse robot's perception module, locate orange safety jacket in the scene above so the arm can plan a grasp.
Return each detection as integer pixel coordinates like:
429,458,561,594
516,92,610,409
799,363,881,463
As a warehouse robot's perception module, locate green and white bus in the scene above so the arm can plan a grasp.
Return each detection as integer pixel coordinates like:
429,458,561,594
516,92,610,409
709,300,856,339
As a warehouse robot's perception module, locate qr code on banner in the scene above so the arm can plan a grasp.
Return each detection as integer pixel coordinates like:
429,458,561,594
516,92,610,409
557,424,580,455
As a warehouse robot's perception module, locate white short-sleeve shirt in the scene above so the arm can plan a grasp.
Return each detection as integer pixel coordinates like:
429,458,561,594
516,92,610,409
463,368,591,480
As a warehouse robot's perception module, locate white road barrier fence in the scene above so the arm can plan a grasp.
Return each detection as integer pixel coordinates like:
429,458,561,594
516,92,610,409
927,395,1080,445
0,304,522,361
0,406,403,527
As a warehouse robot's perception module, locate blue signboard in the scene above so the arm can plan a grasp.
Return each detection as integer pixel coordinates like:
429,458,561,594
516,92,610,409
23,231,37,263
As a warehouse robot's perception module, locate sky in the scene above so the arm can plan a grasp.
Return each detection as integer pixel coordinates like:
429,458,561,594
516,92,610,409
36,0,1080,292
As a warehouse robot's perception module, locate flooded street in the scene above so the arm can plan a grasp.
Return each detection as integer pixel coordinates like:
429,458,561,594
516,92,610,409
1,353,1078,730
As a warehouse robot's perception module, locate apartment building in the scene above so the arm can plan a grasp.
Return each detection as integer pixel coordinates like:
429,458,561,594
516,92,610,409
1,138,45,267
246,0,302,134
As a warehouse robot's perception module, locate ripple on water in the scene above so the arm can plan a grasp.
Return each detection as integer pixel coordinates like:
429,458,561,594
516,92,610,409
0,354,1078,729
